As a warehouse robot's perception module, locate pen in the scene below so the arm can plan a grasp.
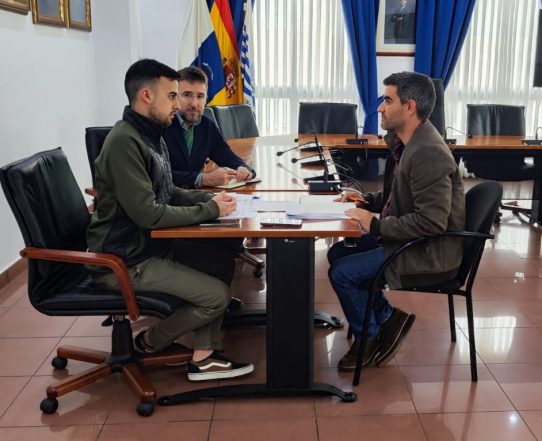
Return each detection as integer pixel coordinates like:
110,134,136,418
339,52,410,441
200,157,210,174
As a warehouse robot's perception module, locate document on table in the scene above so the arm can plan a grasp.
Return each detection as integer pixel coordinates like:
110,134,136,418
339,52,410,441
286,195,356,219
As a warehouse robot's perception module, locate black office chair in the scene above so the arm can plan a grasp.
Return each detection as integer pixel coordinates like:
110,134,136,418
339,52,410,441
298,102,358,134
465,104,534,219
209,104,259,140
352,181,503,386
0,148,192,416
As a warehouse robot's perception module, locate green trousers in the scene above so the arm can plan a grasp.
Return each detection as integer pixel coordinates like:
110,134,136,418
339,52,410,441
94,239,236,351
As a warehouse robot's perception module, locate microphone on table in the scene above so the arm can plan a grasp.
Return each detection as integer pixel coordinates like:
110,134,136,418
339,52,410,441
276,139,319,156
444,126,473,145
345,125,368,145
521,126,542,145
291,150,339,164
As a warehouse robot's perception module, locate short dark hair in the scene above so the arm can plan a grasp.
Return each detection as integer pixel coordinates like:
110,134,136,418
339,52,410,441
383,71,436,120
124,59,180,105
177,66,208,86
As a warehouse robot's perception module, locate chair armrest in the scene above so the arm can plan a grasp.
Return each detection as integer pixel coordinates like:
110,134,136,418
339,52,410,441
369,230,494,293
20,247,140,320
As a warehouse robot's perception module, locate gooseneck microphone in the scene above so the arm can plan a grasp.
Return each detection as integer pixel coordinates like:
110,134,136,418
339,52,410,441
444,126,473,145
276,139,318,156
521,126,542,145
345,125,368,145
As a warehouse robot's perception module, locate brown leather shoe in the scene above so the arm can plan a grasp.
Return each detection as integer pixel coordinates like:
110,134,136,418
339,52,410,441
374,307,415,366
338,336,381,372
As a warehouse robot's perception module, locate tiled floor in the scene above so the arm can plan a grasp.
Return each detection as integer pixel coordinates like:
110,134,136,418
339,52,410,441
0,211,541,440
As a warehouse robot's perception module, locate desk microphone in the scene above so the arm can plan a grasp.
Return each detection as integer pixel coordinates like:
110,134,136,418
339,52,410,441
291,150,339,163
521,126,542,145
444,126,473,145
276,140,317,156
345,125,368,145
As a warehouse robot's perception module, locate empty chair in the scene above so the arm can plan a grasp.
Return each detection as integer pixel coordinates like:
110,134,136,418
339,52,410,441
298,102,358,134
203,107,219,128
429,78,445,136
0,148,192,416
209,104,259,140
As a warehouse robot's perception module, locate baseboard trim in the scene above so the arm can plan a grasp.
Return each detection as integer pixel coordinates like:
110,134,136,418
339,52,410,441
0,258,27,290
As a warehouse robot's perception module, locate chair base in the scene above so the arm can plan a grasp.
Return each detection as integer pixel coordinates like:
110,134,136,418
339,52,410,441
42,318,192,417
238,249,265,277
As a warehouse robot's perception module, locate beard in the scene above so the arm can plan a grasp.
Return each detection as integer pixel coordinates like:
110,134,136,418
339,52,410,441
149,106,174,127
181,107,203,125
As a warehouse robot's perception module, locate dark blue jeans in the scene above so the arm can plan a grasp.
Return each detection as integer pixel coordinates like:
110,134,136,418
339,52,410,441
328,234,393,338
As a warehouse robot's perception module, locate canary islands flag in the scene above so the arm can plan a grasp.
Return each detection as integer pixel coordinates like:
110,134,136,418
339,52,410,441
177,0,245,106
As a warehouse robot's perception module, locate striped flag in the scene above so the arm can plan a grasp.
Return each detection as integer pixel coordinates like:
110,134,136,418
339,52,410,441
177,0,245,106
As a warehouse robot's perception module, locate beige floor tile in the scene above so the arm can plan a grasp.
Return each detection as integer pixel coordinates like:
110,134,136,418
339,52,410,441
98,421,210,441
420,411,536,441
519,411,542,440
65,317,116,338
0,337,58,376
487,277,542,301
0,274,27,308
488,363,542,410
0,307,75,338
214,396,315,420
0,377,29,417
210,417,318,441
0,425,102,441
400,364,514,413
318,414,427,441
315,366,415,416
474,327,542,364
454,300,535,328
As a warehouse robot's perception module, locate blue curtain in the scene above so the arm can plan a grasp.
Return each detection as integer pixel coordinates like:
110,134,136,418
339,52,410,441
414,0,476,87
341,0,381,134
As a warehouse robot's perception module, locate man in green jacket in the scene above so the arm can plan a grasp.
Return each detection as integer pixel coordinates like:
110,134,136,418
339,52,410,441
87,59,253,382
328,71,465,372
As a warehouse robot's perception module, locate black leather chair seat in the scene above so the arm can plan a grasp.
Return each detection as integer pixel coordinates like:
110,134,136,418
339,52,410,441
33,276,186,318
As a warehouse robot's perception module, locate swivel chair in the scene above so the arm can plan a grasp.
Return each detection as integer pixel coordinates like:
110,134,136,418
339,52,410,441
0,148,193,416
429,78,445,136
203,107,219,127
352,181,502,386
297,102,358,134
209,104,259,140
465,104,533,219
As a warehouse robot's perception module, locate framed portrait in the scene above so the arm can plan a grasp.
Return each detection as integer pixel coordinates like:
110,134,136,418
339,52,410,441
0,0,30,14
376,0,417,56
67,0,91,31
31,0,66,27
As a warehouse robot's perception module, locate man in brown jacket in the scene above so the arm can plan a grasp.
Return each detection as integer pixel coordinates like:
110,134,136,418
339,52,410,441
328,71,465,372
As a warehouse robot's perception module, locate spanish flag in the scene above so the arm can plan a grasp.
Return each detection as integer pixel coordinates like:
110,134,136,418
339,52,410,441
177,0,244,105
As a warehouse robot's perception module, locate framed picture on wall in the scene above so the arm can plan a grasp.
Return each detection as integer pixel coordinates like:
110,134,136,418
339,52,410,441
67,0,91,31
376,0,417,56
31,0,66,27
0,0,30,14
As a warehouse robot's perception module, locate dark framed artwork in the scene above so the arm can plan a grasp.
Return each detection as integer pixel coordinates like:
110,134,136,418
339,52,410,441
67,0,91,31
376,0,417,56
31,0,66,27
0,0,30,14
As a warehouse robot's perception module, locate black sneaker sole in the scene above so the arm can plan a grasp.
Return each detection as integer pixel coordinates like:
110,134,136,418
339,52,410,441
374,313,416,366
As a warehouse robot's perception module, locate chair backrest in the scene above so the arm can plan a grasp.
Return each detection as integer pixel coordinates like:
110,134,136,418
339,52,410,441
0,148,90,303
456,181,503,284
298,102,358,134
429,78,445,136
203,107,219,128
209,104,259,140
466,105,526,136
85,126,113,186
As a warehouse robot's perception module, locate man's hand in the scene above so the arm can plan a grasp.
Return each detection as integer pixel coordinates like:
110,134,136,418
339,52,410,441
236,166,253,182
211,191,237,216
334,191,367,207
202,167,237,186
345,207,374,232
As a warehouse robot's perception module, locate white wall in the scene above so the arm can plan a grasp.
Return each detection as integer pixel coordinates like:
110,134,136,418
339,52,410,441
0,1,192,273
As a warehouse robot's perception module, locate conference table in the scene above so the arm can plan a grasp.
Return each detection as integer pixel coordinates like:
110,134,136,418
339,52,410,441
226,133,542,223
155,212,361,405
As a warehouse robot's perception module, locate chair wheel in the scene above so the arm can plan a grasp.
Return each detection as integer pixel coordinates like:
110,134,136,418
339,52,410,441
253,267,263,278
137,401,154,417
52,356,68,370
40,397,58,414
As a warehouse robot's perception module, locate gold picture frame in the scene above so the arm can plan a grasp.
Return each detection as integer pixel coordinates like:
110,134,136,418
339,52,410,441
66,0,91,31
0,0,30,15
376,0,417,56
31,0,66,27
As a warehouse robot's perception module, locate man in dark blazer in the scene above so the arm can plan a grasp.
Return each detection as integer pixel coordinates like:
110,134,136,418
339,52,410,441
328,71,465,372
163,66,256,189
